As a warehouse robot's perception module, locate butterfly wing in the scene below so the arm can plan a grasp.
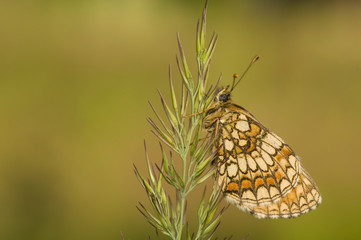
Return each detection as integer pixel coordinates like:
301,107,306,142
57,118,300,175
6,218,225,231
240,167,322,218
213,104,301,206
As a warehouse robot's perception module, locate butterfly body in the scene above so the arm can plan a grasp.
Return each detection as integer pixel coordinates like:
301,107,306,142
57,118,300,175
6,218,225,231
204,86,321,218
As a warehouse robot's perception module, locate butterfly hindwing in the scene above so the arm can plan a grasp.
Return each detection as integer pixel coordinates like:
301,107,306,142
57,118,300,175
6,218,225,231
240,167,322,218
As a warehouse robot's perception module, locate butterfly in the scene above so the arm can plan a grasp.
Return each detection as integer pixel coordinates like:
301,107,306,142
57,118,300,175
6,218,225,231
203,57,321,218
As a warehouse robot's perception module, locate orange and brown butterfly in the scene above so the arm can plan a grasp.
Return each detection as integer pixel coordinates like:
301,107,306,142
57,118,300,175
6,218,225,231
203,56,321,219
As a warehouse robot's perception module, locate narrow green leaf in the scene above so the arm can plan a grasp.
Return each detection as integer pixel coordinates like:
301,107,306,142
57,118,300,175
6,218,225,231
204,33,218,61
202,219,220,237
176,55,190,89
177,33,192,81
144,141,156,185
194,168,216,187
133,164,146,187
143,179,156,196
197,187,207,218
148,100,173,137
147,117,173,145
205,208,217,225
169,65,179,114
155,164,178,189
180,83,189,117
194,137,213,162
136,205,162,230
157,162,164,193
150,130,175,151
160,143,171,176
158,90,179,132
196,19,201,54
190,125,202,156
199,0,208,53
195,154,214,177
171,164,185,189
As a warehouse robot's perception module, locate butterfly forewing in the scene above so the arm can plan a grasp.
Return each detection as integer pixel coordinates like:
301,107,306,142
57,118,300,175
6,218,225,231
208,105,300,206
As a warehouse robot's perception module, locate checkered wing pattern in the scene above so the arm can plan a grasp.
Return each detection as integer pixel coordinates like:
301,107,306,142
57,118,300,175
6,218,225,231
241,168,321,218
204,99,321,218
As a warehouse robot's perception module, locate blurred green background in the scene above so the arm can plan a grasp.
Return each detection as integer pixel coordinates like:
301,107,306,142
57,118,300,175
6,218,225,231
1,0,361,239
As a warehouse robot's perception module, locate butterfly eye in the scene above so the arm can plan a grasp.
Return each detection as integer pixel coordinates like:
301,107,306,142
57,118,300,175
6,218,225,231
218,94,229,102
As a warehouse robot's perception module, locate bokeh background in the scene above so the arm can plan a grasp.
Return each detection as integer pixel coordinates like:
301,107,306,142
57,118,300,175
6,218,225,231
1,0,361,239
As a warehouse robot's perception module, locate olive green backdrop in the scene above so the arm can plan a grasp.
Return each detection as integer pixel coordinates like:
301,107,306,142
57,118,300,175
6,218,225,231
1,0,360,239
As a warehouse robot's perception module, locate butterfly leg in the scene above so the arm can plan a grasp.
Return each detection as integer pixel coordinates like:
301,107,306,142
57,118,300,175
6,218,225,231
183,105,217,118
214,118,220,136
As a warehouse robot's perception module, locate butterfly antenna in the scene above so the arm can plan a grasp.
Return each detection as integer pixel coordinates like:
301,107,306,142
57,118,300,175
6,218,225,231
231,73,238,91
230,55,260,92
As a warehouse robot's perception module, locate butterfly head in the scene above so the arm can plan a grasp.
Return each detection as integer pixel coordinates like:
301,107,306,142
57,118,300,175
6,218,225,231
216,86,231,103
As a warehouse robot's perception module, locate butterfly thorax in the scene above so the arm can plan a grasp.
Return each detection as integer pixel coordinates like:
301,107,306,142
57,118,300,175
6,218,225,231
204,87,257,133
204,86,233,130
